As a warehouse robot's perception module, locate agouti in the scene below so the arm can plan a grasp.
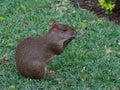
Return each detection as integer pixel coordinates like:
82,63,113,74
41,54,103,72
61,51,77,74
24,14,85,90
15,21,76,79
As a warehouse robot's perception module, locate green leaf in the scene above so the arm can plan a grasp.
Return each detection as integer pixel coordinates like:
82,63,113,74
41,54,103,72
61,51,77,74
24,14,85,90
0,16,5,20
9,85,16,90
79,22,87,28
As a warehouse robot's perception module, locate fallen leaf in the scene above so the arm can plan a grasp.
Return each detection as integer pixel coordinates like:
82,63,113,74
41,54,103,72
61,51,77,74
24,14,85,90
79,29,86,34
48,9,51,12
0,16,5,20
24,20,29,25
79,22,87,28
48,71,56,77
9,85,16,90
55,4,61,7
81,75,87,82
106,49,115,54
97,19,103,24
40,8,44,12
0,61,9,65
6,23,12,27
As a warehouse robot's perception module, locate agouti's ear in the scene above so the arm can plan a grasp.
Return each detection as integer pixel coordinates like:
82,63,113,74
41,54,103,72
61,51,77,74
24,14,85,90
49,20,59,31
52,24,58,31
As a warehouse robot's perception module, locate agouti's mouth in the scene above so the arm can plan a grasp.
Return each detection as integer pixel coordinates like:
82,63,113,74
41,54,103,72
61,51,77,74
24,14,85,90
68,37,75,41
63,32,76,48
63,36,75,47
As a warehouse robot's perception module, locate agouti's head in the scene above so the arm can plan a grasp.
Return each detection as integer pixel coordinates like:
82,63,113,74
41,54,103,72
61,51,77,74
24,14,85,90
49,21,76,44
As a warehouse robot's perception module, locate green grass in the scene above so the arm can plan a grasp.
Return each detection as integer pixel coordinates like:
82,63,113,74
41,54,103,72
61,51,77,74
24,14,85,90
0,0,120,90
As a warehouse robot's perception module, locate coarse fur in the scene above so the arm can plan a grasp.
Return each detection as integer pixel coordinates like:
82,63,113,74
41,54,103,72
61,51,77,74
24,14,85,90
15,21,76,79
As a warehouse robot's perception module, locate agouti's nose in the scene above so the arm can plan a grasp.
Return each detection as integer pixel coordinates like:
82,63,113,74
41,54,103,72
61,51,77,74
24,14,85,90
71,31,76,38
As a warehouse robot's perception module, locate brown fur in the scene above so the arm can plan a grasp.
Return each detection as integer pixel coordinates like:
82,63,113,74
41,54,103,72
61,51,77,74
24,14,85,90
15,21,76,79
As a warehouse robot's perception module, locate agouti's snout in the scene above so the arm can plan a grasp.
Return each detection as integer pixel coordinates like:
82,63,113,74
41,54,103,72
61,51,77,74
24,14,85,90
71,31,76,39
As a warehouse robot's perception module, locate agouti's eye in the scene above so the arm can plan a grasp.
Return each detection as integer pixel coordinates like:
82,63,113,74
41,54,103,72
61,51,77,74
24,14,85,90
62,29,67,32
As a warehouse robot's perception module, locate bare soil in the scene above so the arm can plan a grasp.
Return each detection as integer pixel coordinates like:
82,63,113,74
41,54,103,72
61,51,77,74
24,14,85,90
71,0,120,25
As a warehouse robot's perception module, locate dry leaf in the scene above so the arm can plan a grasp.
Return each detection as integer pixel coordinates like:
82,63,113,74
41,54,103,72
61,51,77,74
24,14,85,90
48,10,51,12
24,20,29,25
106,49,115,54
48,71,56,76
55,4,61,7
40,8,44,12
79,29,86,34
6,23,12,27
0,61,9,65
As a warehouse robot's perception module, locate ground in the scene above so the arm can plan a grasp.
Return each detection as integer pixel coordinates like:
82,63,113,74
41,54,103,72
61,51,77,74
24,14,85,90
71,0,120,25
0,0,120,89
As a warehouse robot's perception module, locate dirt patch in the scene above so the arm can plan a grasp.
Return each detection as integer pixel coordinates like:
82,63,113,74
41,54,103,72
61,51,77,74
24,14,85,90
71,0,120,25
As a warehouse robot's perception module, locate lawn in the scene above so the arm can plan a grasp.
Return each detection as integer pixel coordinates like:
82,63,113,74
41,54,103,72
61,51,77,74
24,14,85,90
0,0,120,90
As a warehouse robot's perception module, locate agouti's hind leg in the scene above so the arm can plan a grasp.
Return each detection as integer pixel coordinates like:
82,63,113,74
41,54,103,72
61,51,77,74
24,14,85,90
37,67,46,79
